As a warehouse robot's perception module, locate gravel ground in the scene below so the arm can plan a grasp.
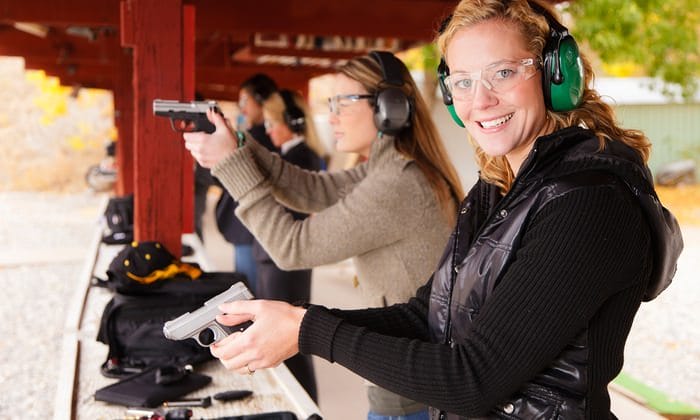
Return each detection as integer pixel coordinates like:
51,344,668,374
0,191,698,419
623,224,700,409
0,191,104,419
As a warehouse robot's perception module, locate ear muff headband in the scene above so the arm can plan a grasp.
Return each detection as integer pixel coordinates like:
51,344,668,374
528,0,584,111
279,90,306,134
369,51,412,135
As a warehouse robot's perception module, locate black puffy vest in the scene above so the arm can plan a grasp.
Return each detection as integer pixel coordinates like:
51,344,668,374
427,127,682,419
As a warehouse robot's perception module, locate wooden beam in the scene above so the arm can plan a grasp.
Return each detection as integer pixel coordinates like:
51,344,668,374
121,0,185,257
196,61,326,100
0,26,121,64
20,57,329,96
22,59,115,89
197,63,328,86
194,0,456,40
113,49,133,196
181,5,195,235
247,45,382,61
0,0,120,25
2,0,455,40
194,84,240,102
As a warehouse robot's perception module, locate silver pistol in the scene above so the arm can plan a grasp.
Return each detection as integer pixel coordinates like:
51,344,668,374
152,99,222,134
163,282,253,347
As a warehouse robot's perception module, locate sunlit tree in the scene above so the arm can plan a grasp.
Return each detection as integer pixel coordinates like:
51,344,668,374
565,0,699,100
406,0,699,101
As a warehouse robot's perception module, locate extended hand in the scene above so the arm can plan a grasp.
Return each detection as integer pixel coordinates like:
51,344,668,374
210,299,307,375
183,108,236,168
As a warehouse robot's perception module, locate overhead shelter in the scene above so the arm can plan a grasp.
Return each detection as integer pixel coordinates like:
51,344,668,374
1,0,560,256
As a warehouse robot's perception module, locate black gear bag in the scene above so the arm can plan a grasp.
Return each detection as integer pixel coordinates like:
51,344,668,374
95,241,248,378
102,194,134,245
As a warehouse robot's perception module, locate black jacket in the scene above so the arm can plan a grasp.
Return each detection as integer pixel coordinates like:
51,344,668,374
215,124,276,245
428,127,683,419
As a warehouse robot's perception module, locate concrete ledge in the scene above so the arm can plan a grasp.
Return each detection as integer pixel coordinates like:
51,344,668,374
52,212,321,419
53,195,108,420
612,372,700,419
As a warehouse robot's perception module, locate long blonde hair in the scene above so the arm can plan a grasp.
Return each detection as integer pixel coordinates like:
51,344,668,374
339,54,465,223
437,0,651,194
263,91,325,158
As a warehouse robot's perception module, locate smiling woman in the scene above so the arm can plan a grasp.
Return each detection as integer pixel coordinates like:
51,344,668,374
444,19,552,176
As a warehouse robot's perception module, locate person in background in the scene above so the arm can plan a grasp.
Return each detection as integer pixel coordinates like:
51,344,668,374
215,74,278,293
248,89,325,401
193,161,213,241
183,51,464,420
188,1,683,419
192,92,214,243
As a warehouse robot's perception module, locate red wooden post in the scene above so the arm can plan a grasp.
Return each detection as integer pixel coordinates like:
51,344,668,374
181,4,195,235
120,0,184,257
113,48,134,196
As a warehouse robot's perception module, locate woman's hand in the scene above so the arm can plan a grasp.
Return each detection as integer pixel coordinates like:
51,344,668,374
210,299,307,375
183,108,237,168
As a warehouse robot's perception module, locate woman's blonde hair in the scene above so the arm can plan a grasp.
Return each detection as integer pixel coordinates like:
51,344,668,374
437,0,651,194
263,91,325,158
339,54,465,223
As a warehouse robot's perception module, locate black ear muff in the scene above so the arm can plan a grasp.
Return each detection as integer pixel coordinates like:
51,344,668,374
279,90,306,134
530,1,584,111
369,51,412,135
437,57,465,127
436,14,464,128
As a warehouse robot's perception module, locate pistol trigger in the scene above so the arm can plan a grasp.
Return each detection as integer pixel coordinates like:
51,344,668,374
168,119,180,133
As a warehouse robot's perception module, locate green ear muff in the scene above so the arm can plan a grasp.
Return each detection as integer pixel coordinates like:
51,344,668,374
531,0,584,112
546,36,584,111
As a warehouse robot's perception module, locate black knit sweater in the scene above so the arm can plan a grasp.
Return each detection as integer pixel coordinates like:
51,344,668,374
299,183,652,418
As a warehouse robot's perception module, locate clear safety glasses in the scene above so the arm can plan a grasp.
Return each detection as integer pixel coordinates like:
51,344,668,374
443,58,541,101
327,94,373,116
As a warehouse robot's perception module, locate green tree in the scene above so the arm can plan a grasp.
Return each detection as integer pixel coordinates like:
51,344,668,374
565,0,700,101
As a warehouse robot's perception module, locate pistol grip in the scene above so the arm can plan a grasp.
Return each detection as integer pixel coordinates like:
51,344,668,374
196,321,252,347
195,118,216,134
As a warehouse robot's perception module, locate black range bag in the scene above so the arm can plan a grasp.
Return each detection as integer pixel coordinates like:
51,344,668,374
101,194,134,245
95,241,249,378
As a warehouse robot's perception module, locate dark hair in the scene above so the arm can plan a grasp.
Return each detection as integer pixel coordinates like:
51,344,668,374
240,73,278,104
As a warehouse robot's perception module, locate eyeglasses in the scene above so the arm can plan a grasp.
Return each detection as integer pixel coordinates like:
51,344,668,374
238,93,249,109
443,58,541,101
263,119,276,130
327,94,373,116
